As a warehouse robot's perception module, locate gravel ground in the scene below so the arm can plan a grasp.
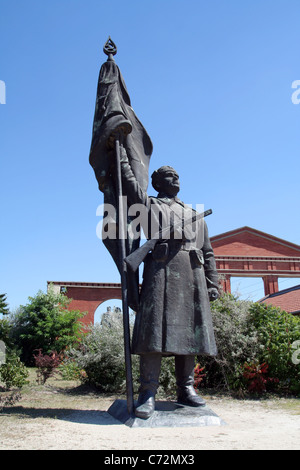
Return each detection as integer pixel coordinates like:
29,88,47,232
0,393,299,450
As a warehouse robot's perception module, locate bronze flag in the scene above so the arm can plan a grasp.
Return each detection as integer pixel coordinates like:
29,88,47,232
89,39,153,310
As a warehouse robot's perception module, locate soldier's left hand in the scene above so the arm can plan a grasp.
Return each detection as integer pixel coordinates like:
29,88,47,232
208,288,219,301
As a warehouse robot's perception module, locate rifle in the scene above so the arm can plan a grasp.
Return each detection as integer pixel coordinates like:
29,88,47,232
124,208,212,272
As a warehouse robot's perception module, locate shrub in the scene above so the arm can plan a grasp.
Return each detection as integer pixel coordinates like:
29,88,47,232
157,357,176,398
68,322,178,397
243,362,279,394
249,303,300,394
68,322,140,393
199,293,262,392
33,349,61,385
58,358,83,381
194,363,206,390
0,391,22,411
10,289,86,365
0,352,29,390
197,295,300,395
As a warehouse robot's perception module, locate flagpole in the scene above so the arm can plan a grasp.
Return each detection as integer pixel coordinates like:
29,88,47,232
99,37,136,416
114,132,135,416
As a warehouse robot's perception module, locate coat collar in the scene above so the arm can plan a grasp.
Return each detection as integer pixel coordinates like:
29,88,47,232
157,193,185,207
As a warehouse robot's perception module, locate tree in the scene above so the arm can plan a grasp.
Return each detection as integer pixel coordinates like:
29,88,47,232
0,294,9,316
0,293,12,350
11,289,86,365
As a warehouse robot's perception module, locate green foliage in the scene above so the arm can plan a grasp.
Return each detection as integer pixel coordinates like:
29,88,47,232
68,321,140,393
0,294,13,352
58,359,83,381
0,318,12,348
68,322,177,396
0,352,29,390
249,303,300,393
0,294,9,316
157,357,176,398
11,289,86,365
200,293,262,391
197,294,300,395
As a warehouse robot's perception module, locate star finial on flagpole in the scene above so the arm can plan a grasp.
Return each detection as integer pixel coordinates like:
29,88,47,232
103,37,117,60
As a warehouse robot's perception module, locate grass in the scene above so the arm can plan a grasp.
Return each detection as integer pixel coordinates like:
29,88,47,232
0,367,120,420
271,397,300,415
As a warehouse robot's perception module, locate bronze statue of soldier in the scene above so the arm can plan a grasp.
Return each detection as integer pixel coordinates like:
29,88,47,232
119,150,219,419
89,39,220,420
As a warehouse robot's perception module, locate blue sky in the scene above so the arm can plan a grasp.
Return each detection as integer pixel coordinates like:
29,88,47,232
1,0,300,313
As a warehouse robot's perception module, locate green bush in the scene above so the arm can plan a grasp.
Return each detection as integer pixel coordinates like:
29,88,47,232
157,357,176,398
0,352,29,390
68,321,177,397
199,294,262,391
198,294,300,395
68,321,140,393
249,303,300,394
58,359,83,381
10,289,86,365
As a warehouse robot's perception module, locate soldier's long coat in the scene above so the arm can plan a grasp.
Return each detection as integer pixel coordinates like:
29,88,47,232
121,159,219,357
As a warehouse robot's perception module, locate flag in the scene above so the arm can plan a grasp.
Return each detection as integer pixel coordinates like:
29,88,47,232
89,51,153,311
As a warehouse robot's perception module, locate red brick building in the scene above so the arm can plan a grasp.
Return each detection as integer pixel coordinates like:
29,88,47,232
210,226,300,296
48,281,123,326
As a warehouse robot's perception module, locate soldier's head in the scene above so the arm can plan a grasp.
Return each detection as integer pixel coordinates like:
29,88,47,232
151,166,180,197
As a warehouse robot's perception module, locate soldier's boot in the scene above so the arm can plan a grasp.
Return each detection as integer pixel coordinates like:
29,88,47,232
175,355,206,407
135,354,162,420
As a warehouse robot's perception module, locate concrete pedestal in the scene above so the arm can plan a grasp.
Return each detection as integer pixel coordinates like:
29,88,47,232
108,399,226,428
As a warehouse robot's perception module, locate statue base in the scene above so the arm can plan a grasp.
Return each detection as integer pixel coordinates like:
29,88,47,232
107,399,226,428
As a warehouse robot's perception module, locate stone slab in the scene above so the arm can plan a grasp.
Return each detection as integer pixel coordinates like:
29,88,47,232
107,399,227,428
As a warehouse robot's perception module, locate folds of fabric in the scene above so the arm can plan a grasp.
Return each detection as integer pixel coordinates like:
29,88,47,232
89,57,153,311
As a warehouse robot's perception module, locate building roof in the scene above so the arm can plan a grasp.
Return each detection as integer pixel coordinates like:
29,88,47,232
210,226,300,258
259,284,300,314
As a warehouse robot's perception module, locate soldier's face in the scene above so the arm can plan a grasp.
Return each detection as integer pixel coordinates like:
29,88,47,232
160,170,180,196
